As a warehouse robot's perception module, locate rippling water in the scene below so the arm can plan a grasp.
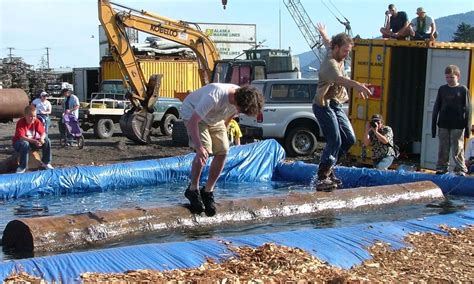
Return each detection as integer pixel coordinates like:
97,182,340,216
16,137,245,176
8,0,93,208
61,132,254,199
1,181,473,261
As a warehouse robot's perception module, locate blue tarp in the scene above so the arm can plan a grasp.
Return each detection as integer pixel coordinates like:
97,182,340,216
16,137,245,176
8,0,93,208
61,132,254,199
0,139,285,200
1,210,473,283
2,139,474,282
274,162,474,196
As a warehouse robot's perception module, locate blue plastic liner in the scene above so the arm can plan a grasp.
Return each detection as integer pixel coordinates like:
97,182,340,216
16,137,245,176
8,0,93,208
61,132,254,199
274,162,474,196
0,139,285,200
1,210,473,283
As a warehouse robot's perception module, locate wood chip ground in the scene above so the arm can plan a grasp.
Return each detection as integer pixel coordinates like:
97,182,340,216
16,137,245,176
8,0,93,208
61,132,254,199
5,225,473,283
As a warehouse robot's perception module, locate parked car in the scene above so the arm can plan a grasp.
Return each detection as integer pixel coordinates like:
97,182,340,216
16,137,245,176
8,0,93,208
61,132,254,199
239,79,348,157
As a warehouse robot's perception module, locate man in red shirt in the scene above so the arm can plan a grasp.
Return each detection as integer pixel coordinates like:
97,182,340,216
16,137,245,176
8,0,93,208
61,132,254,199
13,105,53,173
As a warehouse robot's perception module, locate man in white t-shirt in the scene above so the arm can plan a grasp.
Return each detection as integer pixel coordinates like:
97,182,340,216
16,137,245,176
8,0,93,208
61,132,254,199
181,83,264,216
32,91,52,134
409,7,437,41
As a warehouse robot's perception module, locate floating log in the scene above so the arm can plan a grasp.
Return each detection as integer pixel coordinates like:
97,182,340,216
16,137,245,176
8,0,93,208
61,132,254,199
2,181,444,253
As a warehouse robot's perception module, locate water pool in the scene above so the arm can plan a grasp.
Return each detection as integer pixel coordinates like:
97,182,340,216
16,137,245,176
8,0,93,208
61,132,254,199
1,181,473,261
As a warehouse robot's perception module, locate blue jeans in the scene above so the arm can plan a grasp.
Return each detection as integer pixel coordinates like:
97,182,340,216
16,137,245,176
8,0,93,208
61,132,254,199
374,156,394,170
38,114,50,135
312,100,355,168
14,138,52,169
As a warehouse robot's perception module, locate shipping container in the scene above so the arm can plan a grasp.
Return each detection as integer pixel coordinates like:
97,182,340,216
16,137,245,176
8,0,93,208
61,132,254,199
100,57,202,99
73,67,100,102
349,39,474,170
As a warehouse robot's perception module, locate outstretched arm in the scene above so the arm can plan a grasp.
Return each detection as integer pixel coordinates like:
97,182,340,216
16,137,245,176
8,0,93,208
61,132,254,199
316,23,331,48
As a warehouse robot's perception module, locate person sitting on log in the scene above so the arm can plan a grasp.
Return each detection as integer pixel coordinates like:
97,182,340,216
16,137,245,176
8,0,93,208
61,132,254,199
12,105,53,173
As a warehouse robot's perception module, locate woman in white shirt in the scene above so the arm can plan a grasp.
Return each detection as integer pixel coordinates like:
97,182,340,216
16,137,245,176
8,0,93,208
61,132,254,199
32,91,52,134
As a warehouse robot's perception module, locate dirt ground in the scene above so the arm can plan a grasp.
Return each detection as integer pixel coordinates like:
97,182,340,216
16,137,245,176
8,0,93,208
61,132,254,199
0,118,195,171
0,118,320,172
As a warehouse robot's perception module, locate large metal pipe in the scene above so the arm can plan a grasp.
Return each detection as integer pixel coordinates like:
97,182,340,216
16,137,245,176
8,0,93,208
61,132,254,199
0,89,29,120
2,181,444,253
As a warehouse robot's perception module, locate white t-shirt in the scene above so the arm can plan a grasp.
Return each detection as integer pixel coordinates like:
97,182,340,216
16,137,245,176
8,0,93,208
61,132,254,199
32,98,52,115
181,83,239,125
411,16,435,34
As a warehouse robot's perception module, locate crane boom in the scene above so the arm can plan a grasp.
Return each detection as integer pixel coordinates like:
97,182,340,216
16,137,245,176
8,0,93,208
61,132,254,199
283,0,324,63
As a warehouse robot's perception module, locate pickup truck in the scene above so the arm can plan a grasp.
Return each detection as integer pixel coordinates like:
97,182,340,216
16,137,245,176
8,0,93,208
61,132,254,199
239,79,347,157
80,80,182,139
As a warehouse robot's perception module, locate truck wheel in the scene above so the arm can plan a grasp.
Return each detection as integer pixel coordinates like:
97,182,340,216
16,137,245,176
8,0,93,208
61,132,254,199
93,119,115,139
172,120,189,147
284,127,317,157
160,113,177,136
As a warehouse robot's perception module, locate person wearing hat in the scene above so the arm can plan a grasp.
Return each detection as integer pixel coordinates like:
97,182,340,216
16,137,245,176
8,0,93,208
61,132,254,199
363,114,397,170
410,7,437,41
32,91,52,134
380,4,411,40
61,88,80,119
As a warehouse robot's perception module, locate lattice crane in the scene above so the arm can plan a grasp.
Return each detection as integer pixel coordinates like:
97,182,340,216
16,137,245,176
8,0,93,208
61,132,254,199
283,0,325,63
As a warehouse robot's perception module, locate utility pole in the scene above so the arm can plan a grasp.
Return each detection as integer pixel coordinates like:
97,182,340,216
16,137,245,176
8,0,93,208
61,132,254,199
45,47,51,69
6,47,14,63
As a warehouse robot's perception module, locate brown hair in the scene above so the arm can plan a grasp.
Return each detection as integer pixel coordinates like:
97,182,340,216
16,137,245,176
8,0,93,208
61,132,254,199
24,105,36,115
445,65,461,77
235,85,264,117
331,33,353,50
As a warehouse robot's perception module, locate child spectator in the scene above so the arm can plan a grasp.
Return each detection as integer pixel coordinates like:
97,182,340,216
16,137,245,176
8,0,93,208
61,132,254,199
227,118,242,146
432,65,471,176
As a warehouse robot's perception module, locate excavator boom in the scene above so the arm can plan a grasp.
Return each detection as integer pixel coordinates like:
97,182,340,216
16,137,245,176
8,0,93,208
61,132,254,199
98,0,220,143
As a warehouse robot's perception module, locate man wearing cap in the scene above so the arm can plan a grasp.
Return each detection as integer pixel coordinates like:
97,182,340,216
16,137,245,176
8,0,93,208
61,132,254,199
410,7,437,41
363,114,397,170
32,91,52,134
61,88,80,119
380,4,411,40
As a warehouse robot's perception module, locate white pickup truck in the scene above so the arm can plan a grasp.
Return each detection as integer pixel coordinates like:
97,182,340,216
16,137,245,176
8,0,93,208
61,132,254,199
239,79,348,157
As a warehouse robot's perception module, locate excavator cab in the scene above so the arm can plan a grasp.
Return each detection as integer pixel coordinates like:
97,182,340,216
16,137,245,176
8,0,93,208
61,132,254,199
212,60,267,86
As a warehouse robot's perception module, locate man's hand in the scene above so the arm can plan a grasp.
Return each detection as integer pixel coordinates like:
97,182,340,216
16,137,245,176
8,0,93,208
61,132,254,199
33,139,43,147
385,10,391,16
195,145,209,165
356,83,372,100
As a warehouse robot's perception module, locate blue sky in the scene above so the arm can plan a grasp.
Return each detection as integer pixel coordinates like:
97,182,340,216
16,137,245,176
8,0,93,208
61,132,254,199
1,0,473,69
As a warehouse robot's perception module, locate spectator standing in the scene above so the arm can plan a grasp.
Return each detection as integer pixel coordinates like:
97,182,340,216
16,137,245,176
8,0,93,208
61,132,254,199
432,65,471,176
181,83,264,216
363,114,396,170
227,118,242,146
313,25,372,191
12,105,53,173
410,7,437,40
32,91,52,134
380,4,411,40
62,88,80,119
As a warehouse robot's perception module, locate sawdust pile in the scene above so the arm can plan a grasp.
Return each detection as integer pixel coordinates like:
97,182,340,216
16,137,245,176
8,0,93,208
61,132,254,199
5,226,473,283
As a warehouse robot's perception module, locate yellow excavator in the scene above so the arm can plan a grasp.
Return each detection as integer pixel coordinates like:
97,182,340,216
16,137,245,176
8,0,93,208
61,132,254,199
99,0,267,144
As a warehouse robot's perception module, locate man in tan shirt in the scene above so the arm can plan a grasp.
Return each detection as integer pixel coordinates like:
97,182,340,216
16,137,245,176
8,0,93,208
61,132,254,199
313,27,372,191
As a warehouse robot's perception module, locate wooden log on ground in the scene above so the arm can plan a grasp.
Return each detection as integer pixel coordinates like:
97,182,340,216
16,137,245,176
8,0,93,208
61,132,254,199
2,181,444,253
0,151,42,174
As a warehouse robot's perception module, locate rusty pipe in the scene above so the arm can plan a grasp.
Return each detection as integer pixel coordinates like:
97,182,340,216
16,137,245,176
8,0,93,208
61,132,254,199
0,89,29,120
2,181,444,253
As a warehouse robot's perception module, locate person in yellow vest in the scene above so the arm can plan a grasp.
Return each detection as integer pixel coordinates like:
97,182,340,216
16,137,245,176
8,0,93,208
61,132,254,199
227,118,242,146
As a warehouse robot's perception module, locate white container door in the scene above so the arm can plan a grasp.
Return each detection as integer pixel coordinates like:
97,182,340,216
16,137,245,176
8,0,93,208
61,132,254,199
421,49,471,169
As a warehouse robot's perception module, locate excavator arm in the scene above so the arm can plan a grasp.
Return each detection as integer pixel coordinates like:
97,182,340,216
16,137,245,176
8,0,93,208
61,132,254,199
98,0,220,143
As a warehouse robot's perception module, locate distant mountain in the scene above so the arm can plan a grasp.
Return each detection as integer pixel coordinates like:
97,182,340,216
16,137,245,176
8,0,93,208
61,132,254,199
297,11,474,78
436,11,474,42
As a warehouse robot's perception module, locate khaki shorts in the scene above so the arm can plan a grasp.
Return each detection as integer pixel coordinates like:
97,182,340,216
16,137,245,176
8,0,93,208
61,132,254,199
184,120,229,156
